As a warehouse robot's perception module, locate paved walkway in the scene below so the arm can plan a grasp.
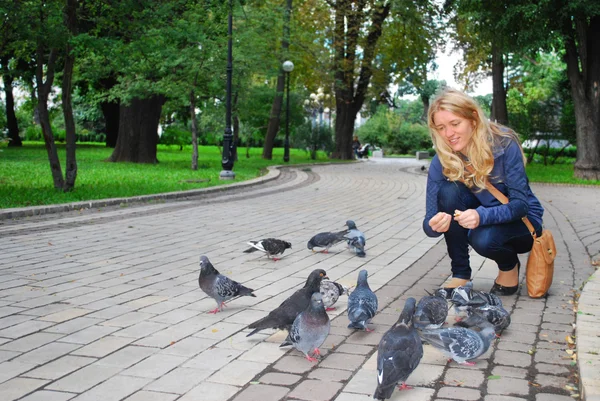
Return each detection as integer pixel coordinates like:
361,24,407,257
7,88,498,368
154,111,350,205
0,158,598,401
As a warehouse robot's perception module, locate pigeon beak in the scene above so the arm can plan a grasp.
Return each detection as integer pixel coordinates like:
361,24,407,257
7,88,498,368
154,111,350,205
323,275,329,280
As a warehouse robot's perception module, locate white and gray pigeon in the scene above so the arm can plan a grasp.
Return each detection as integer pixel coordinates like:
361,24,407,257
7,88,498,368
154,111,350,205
307,230,349,253
436,281,502,315
456,304,511,334
320,280,350,311
198,255,256,314
344,220,366,257
413,293,449,330
280,292,330,362
347,269,378,331
243,238,292,261
374,297,423,399
419,321,496,365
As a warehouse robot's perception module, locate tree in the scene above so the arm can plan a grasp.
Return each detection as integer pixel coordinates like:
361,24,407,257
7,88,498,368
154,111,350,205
330,0,439,159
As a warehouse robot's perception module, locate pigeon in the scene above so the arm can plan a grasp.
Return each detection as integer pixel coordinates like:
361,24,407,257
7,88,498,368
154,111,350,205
246,269,328,337
307,230,349,253
374,298,423,399
243,238,292,261
280,292,330,362
344,220,366,257
198,255,256,314
419,322,496,365
413,293,449,330
455,304,511,334
450,281,503,308
347,269,378,331
320,280,350,311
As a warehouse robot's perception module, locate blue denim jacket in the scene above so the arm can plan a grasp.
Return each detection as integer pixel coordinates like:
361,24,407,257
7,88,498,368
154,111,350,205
423,136,544,238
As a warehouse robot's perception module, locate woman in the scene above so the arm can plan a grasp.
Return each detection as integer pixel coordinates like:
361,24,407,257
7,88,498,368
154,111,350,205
423,89,544,295
352,136,361,159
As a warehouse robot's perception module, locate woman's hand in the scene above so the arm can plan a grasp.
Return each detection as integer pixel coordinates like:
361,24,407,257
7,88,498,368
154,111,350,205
429,212,452,233
453,209,480,230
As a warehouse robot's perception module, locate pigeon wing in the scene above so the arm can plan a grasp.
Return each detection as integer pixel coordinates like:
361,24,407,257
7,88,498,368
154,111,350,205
214,275,241,299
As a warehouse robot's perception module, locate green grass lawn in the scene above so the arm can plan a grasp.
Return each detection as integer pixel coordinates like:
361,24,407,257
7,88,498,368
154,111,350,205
0,143,597,210
0,142,335,209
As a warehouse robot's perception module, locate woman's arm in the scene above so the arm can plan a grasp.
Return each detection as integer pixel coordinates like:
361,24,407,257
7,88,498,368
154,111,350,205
423,160,446,237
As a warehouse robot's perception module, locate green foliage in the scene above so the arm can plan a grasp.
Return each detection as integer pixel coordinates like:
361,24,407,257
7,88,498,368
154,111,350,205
159,126,192,147
396,99,425,125
387,123,432,155
24,125,43,141
0,142,333,209
293,122,334,160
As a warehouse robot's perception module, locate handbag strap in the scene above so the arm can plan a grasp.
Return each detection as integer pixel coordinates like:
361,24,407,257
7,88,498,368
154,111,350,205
463,164,537,238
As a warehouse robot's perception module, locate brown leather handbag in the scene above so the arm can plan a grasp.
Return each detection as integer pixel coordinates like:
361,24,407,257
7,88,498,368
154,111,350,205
481,180,557,298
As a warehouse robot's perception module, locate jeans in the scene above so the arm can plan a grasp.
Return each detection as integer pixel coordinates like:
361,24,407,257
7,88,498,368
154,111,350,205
438,180,542,279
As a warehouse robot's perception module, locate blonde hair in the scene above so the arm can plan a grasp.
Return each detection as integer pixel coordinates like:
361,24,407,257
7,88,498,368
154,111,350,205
427,88,525,190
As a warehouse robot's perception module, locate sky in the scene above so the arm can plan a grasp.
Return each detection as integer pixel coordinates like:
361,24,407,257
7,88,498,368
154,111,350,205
430,42,493,97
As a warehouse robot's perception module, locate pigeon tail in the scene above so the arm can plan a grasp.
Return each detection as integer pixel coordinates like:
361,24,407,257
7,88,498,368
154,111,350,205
347,321,367,330
243,247,258,253
237,285,256,298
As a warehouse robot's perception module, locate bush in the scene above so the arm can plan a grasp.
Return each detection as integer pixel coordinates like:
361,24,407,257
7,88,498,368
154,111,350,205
159,126,192,147
293,122,334,160
24,125,43,141
386,122,432,155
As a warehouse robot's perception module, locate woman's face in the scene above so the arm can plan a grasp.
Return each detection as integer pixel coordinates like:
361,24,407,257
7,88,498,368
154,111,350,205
432,110,475,153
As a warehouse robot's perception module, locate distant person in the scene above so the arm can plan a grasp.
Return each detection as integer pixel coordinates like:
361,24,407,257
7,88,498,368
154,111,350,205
423,89,544,296
352,136,361,159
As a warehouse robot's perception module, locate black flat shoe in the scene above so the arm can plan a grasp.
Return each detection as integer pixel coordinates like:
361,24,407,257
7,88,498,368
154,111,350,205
489,282,519,296
490,263,520,296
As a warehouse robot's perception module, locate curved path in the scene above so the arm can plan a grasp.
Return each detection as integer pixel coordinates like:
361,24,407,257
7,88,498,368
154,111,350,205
0,158,598,401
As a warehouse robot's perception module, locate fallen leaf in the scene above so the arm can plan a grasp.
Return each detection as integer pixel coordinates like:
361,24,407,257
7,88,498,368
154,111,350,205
212,328,218,333
250,381,260,385
48,242,53,246
571,394,580,399
529,382,541,387
170,341,176,345
566,349,574,355
566,335,575,344
488,375,501,380
565,385,577,391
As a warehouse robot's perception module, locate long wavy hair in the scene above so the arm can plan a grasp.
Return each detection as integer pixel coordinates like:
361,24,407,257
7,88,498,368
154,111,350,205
427,88,525,190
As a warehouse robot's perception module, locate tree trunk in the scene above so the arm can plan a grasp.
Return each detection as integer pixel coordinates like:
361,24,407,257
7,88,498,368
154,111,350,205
62,0,78,191
108,96,164,163
101,100,120,148
263,0,292,160
421,93,430,122
233,90,239,162
564,16,600,180
36,46,64,189
190,89,198,170
490,41,508,125
1,59,21,147
331,0,391,159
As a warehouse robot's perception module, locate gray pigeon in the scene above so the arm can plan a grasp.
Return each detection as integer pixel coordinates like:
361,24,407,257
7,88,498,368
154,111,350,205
374,298,423,399
320,280,349,311
455,305,511,334
344,220,366,257
198,255,255,314
419,322,496,365
246,269,328,337
243,238,292,261
307,230,349,253
280,293,330,362
449,281,503,309
347,270,378,331
413,294,449,330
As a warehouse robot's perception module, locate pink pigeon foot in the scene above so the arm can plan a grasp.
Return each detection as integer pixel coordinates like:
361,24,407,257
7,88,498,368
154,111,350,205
305,355,318,362
208,308,220,314
459,361,476,366
325,307,336,311
312,348,321,356
272,257,280,261
397,382,413,390
454,316,463,322
365,327,374,332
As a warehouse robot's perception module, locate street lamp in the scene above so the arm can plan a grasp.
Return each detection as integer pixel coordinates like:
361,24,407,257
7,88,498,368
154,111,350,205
220,0,235,180
282,60,294,163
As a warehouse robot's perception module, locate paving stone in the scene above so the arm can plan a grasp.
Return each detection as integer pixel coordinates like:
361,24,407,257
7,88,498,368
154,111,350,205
534,349,573,365
443,367,484,388
496,340,532,353
332,394,373,401
437,386,482,400
487,376,530,396
406,363,444,386
0,332,64,353
334,344,373,355
535,394,575,401
47,364,123,393
346,331,383,346
484,396,528,401
177,382,240,401
70,336,133,358
38,308,91,323
308,367,352,382
287,379,344,401
182,347,244,371
490,365,529,379
59,325,119,344
238,342,287,364
207,360,269,386
343,369,374,395
144,367,212,394
319,352,366,371
13,342,81,366
0,360,38,384
19,390,78,401
160,336,216,357
122,354,187,378
24,355,96,380
259,372,301,386
65,374,151,401
500,329,537,345
534,373,570,390
0,377,49,401
123,390,178,401
272,355,315,374
230,384,289,401
493,350,532,368
535,363,571,375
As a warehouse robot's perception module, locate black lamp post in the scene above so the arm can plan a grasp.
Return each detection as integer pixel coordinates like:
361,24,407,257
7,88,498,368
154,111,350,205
220,0,235,180
282,60,294,163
